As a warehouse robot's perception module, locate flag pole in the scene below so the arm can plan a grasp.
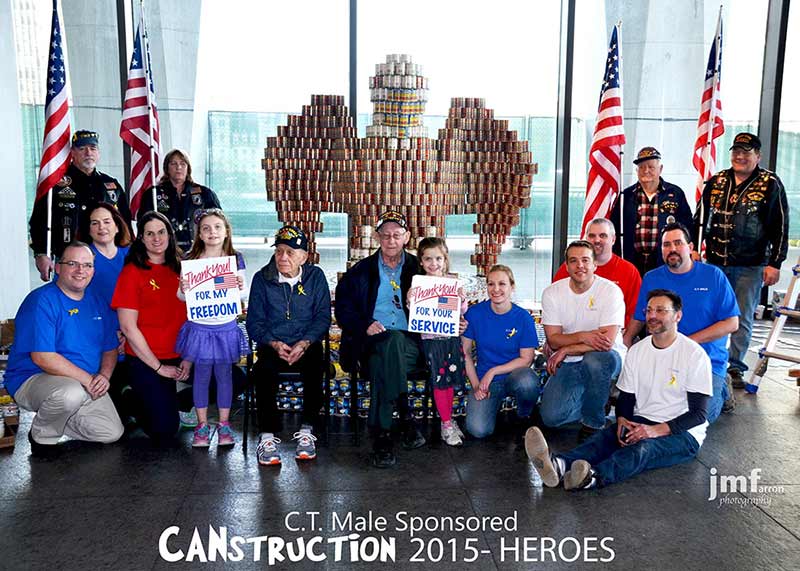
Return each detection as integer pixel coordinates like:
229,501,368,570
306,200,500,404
615,21,625,254
138,0,158,210
697,5,723,252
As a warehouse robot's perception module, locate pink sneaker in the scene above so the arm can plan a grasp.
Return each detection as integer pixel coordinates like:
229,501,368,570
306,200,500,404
192,423,212,447
217,422,235,447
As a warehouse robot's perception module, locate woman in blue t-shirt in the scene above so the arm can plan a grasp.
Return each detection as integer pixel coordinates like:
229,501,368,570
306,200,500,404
80,202,132,422
462,265,540,439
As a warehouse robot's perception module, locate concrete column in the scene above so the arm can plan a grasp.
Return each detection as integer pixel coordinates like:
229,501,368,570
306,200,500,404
605,0,706,202
0,0,33,317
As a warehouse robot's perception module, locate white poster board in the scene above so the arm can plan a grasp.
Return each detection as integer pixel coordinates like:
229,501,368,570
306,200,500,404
181,255,241,322
407,275,461,337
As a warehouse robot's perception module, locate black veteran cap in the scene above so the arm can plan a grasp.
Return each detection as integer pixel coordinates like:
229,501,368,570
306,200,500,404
730,132,761,151
274,225,308,250
375,210,408,232
633,146,662,165
72,130,99,147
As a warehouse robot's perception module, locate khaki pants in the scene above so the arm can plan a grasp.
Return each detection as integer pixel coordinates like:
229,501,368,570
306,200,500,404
14,373,124,445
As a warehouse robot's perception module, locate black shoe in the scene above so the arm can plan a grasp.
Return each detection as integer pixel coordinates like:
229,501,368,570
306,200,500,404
371,433,396,468
729,369,746,390
577,425,600,444
401,423,426,450
28,430,59,457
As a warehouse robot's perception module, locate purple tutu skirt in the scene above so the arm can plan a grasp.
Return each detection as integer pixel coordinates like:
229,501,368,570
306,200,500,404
175,320,251,365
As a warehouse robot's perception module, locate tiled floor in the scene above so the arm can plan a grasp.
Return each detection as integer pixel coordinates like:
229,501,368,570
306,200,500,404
2,324,799,570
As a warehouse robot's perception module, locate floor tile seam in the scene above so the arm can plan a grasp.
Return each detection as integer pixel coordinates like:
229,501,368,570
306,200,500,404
748,492,800,543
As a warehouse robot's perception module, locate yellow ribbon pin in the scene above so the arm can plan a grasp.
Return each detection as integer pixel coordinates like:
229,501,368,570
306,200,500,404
149,279,160,291
68,308,79,316
390,279,400,291
297,284,307,296
506,328,518,339
668,374,677,386
588,295,595,309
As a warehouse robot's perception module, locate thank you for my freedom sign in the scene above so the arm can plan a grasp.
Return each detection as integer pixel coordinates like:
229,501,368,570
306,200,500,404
182,256,241,322
407,275,461,337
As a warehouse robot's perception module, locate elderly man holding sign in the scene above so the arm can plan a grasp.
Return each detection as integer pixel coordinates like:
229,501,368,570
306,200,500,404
246,226,331,466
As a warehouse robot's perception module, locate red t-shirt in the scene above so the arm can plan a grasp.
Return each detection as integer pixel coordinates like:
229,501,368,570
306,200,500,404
111,262,186,359
552,254,641,328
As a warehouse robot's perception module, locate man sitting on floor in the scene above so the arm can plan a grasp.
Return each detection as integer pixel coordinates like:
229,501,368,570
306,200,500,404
5,241,124,454
526,289,712,490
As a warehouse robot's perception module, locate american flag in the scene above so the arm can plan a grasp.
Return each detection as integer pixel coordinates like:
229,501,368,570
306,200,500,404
214,274,238,290
120,13,161,217
35,0,71,202
692,10,724,202
437,296,459,311
581,24,626,237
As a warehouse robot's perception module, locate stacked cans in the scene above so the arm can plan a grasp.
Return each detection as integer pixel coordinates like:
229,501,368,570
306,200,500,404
263,94,359,264
439,97,536,276
261,57,538,277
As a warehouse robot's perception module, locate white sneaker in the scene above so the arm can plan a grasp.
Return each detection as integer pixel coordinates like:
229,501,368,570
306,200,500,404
179,408,198,428
257,433,282,466
293,427,317,460
441,423,463,447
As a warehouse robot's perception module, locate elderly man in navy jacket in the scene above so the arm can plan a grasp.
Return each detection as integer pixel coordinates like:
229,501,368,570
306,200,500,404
335,211,425,468
246,226,331,466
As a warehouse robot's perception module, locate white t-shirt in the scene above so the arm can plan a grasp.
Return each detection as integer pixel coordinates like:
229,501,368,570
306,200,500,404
616,333,713,445
541,276,626,363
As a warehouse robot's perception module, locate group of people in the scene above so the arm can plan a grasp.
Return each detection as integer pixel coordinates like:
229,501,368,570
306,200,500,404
6,128,789,487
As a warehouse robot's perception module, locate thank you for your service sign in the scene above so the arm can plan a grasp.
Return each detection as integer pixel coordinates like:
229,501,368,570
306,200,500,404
407,275,461,337
182,256,241,322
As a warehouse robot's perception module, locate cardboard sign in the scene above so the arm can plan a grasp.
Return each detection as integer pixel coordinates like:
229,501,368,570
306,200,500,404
181,256,241,322
407,275,461,337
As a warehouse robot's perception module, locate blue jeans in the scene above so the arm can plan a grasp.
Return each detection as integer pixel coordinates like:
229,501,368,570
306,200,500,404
465,367,540,438
558,418,700,486
540,351,622,430
707,373,727,424
720,265,763,373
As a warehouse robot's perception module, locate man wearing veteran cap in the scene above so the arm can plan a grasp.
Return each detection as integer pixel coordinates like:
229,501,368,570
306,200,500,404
30,130,132,281
335,210,424,468
610,147,693,276
694,132,789,389
246,226,331,465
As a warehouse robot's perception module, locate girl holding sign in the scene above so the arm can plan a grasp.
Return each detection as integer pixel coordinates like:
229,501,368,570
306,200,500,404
415,238,469,447
177,209,249,448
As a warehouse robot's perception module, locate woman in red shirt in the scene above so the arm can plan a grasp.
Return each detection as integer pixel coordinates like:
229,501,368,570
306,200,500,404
112,211,189,440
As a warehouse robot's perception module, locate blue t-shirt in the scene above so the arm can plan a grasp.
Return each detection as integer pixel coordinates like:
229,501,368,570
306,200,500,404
4,283,119,396
88,244,129,328
463,301,539,381
634,262,740,378
373,255,408,330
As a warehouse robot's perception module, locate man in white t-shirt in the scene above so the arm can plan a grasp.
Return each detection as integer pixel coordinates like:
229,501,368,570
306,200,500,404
540,240,627,441
526,289,713,490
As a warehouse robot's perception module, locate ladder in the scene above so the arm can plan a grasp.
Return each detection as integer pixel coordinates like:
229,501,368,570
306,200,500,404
746,259,800,393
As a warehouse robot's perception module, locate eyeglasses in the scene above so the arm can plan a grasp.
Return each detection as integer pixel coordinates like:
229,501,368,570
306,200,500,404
392,294,402,310
645,307,675,316
58,261,94,270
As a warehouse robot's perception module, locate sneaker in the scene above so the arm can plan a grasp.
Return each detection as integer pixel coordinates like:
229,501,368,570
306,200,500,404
723,375,736,413
401,422,426,450
256,433,282,466
293,427,317,461
192,423,212,447
217,422,235,447
371,432,396,468
452,421,465,440
441,422,463,447
729,369,746,390
179,408,199,429
564,459,598,491
524,427,564,487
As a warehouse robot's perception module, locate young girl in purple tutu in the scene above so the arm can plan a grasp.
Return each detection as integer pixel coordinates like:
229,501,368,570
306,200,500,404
177,209,249,447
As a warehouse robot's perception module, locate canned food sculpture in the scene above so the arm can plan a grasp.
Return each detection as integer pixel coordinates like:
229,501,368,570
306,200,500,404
263,54,536,275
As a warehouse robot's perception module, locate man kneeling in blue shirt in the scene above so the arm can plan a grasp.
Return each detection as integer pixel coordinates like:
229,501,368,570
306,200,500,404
5,242,123,455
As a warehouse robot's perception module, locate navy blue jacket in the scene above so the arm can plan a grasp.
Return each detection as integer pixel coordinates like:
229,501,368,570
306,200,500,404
246,257,331,348
334,249,419,373
609,178,693,267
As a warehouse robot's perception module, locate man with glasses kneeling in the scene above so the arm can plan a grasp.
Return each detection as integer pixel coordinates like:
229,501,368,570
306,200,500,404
5,241,124,455
336,211,425,468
